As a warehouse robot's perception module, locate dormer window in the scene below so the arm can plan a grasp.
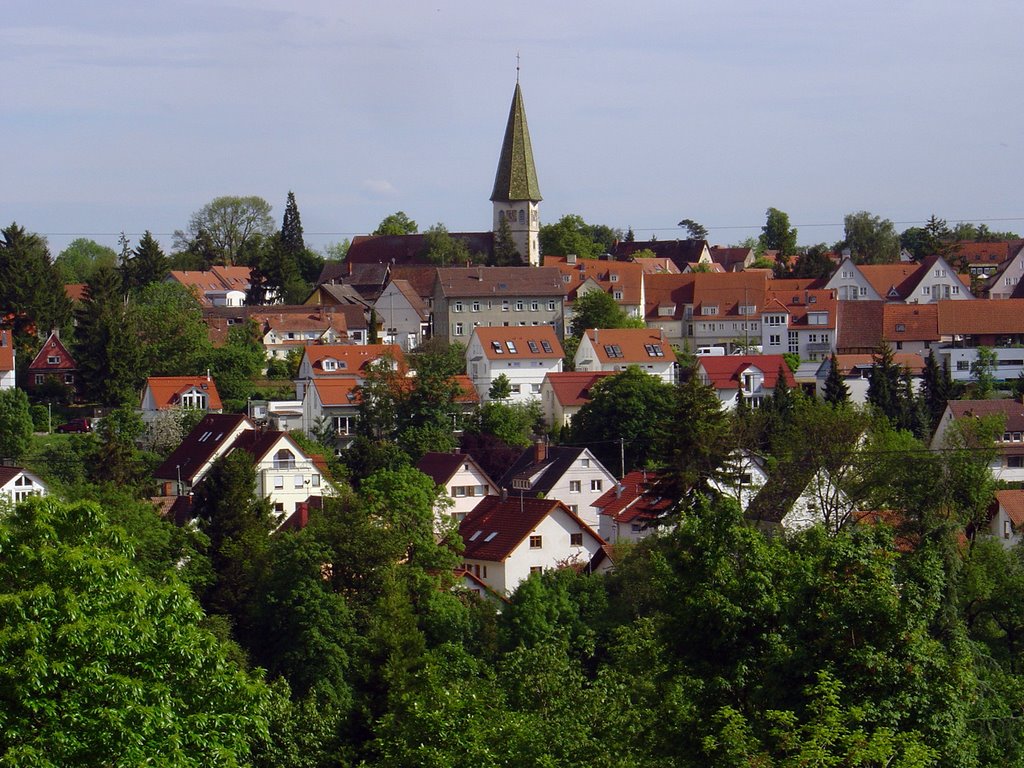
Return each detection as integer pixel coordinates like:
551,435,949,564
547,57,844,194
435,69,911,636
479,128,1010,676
739,304,756,315
610,274,619,283
701,305,718,316
895,323,906,333
322,359,337,371
47,355,60,365
491,341,504,354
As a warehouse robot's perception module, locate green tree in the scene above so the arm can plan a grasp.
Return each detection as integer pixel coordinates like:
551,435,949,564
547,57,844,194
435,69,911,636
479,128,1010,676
194,450,274,634
867,344,902,423
74,264,143,405
208,319,266,402
422,222,472,266
488,372,513,401
920,349,951,431
125,230,170,291
53,237,118,284
540,214,617,260
280,190,305,258
174,195,275,265
569,366,676,474
470,400,543,449
821,353,850,407
91,405,147,488
678,218,709,240
373,211,418,236
131,281,212,376
0,497,273,766
0,223,73,342
759,207,798,256
490,215,521,266
568,288,643,338
837,210,900,264
971,346,997,399
0,388,33,461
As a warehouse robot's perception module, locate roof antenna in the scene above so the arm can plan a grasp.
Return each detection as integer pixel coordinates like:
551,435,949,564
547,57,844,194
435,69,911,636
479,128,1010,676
516,50,520,83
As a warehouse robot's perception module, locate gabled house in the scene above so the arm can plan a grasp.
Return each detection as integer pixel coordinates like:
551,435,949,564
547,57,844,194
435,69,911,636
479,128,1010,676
0,466,48,504
140,375,223,423
432,266,565,344
882,303,939,354
982,242,1024,299
167,267,253,307
459,495,605,596
711,449,769,513
416,451,499,523
688,271,769,352
760,288,838,362
709,246,756,272
642,272,697,349
951,241,1022,280
465,326,563,403
296,343,405,397
746,466,857,535
593,470,669,544
154,413,330,520
934,299,1024,382
373,279,430,351
300,377,361,449
545,255,646,320
0,330,14,390
497,442,617,529
825,256,971,303
27,332,78,400
931,400,1024,483
696,355,797,409
539,371,615,428
574,328,676,383
985,490,1024,549
254,311,347,359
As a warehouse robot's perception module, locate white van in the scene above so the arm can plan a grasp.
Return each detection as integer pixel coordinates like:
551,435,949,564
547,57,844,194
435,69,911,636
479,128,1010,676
695,346,726,357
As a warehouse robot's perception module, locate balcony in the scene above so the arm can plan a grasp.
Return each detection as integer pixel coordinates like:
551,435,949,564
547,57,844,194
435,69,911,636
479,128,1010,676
805,342,832,353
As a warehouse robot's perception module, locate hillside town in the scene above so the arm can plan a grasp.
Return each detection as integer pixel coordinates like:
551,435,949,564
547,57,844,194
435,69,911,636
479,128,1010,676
5,79,1024,765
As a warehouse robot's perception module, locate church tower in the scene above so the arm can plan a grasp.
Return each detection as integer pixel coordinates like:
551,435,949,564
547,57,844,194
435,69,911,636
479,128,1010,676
490,81,542,266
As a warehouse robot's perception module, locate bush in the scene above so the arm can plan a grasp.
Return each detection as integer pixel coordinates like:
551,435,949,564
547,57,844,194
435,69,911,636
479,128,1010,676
30,404,49,432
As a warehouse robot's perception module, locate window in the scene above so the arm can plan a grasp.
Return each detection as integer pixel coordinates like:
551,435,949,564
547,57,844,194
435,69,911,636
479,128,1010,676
569,480,582,493
515,301,524,311
591,479,603,491
312,475,320,488
34,374,44,385
509,383,521,394
274,476,284,489
1005,520,1013,539
453,301,463,312
613,291,623,300
952,285,960,295
570,532,583,546
895,323,906,333
808,312,828,325
294,475,304,488
506,341,517,353
547,300,556,311
63,374,74,384
529,535,542,549
47,355,61,365
922,286,931,296
765,314,785,326
1009,456,1024,469
581,457,590,468
701,305,718,316
562,274,571,283
180,391,206,410
274,502,284,513
531,383,541,394
471,301,480,312
541,340,553,353
274,449,296,470
935,268,947,277
454,322,464,336
530,566,543,574
528,340,539,353
859,286,868,296
769,334,781,347
956,360,969,371
788,331,799,353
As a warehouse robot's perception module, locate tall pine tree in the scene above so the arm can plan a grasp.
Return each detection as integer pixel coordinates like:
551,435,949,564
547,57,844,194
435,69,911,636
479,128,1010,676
74,265,142,406
129,230,170,291
822,353,850,407
867,344,901,422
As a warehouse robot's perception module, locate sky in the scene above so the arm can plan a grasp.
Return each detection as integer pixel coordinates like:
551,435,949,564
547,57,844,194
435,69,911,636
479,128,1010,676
3,1,1023,259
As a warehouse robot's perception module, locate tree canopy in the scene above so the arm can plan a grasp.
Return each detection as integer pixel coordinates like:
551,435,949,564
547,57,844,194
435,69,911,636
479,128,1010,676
759,207,798,256
174,195,274,266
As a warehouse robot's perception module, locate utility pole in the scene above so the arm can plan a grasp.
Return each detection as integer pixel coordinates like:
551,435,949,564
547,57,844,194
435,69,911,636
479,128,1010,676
620,437,625,478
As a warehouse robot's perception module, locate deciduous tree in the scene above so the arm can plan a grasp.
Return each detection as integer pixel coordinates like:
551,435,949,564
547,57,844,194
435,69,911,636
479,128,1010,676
175,195,274,265
837,211,900,264
373,211,418,236
0,388,33,461
759,207,798,256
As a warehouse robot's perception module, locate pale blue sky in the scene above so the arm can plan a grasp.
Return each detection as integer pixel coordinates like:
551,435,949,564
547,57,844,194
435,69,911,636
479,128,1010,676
3,1,1022,258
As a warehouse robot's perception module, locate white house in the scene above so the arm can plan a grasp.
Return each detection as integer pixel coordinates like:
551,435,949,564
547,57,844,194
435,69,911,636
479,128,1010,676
760,289,837,363
696,355,797,409
373,279,430,351
931,400,1024,483
592,470,669,544
497,442,617,530
416,451,499,524
574,328,676,383
539,371,615,429
465,326,563,404
0,466,48,505
139,375,223,423
0,330,14,390
985,490,1024,549
459,495,605,596
824,255,970,304
710,450,770,514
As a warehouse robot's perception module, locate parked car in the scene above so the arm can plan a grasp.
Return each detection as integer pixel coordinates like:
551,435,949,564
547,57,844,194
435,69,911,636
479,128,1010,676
56,418,91,433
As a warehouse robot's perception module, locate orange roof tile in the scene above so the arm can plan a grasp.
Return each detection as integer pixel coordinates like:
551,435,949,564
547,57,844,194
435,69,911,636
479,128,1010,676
144,376,223,410
698,355,797,390
0,330,13,373
543,371,616,406
882,303,939,341
583,328,672,364
303,343,406,375
996,490,1024,527
937,299,1024,335
472,326,563,361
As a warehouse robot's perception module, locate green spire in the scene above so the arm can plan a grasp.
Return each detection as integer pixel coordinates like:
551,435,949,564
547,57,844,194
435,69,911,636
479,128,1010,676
490,83,542,203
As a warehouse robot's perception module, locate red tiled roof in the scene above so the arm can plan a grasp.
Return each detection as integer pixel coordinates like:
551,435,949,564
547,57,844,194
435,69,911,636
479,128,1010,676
0,330,13,373
691,271,770,318
144,376,223,410
643,273,697,320
937,299,1024,335
544,256,645,305
303,343,406,375
593,470,670,524
543,371,615,406
583,328,672,364
698,355,797,390
837,300,884,352
460,495,600,561
311,377,362,406
472,326,563,361
947,400,1024,432
882,303,939,342
632,257,680,275
951,241,1020,265
28,332,76,372
834,353,926,376
65,283,87,303
995,490,1024,528
763,288,838,329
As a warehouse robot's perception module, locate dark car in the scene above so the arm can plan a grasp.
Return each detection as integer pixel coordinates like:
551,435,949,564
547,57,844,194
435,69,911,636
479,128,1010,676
56,418,92,433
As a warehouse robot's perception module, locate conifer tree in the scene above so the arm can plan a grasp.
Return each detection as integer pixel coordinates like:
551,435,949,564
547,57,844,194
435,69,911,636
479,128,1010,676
490,217,521,266
0,223,72,340
822,353,850,407
281,191,305,257
129,230,170,290
867,344,901,422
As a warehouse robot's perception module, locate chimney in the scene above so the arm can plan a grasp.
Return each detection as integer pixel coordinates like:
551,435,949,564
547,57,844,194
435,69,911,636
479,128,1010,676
567,254,577,265
534,438,547,464
296,502,309,530
593,328,599,345
501,487,508,502
615,483,623,499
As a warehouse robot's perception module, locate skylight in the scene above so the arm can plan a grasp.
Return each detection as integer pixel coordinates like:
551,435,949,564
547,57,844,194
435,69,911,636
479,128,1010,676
469,530,482,541
484,532,499,542
541,340,553,353
491,341,504,354
506,341,518,354
528,340,539,353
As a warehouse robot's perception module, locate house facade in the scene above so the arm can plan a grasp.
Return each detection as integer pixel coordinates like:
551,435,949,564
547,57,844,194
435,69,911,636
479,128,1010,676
459,495,605,596
697,355,797,409
760,289,837,362
27,332,78,400
416,451,499,523
0,466,48,504
433,267,565,344
574,328,676,383
931,400,1024,483
139,375,223,423
373,279,430,351
465,326,563,403
539,371,614,428
593,470,669,544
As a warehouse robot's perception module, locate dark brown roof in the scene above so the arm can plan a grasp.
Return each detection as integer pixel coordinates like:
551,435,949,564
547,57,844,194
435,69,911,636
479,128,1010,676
612,239,708,271
434,266,564,298
346,232,495,266
459,495,600,561
947,400,1024,432
836,300,884,353
416,451,494,489
390,265,440,300
153,413,250,482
